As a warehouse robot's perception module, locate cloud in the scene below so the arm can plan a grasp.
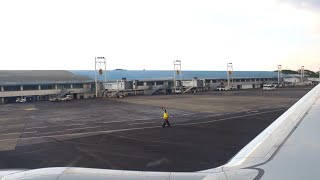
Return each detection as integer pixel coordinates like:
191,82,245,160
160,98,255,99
279,0,320,11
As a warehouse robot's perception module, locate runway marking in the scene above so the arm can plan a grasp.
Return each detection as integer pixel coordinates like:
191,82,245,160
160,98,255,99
102,118,157,124
68,123,86,126
26,126,48,130
24,131,37,134
24,108,38,111
129,122,157,126
35,131,64,136
0,109,286,142
177,113,196,116
65,126,101,131
25,124,86,130
102,115,200,124
0,132,21,136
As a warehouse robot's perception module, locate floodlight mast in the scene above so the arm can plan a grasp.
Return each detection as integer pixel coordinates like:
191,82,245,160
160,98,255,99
227,62,233,87
278,65,282,85
94,57,107,98
301,66,304,84
173,60,182,91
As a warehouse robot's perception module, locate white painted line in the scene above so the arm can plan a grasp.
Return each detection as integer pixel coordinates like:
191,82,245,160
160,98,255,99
26,126,48,130
177,113,196,116
102,118,157,124
206,114,223,117
65,126,101,131
102,120,127,124
36,131,64,136
25,123,86,130
24,131,37,134
0,108,286,142
66,124,86,127
130,122,156,126
0,132,21,136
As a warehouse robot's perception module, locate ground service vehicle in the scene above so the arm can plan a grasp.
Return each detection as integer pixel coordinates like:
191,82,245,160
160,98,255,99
16,98,26,103
263,84,276,90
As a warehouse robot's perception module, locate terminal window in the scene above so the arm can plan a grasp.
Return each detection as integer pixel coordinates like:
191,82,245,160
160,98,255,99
137,82,144,86
23,85,38,91
72,84,84,88
156,81,164,85
57,84,72,89
41,84,55,90
3,85,20,91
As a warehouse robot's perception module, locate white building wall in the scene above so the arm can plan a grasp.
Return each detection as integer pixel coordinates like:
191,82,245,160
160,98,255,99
0,88,92,98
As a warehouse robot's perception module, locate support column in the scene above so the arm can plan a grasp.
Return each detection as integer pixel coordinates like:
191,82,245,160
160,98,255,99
20,85,23,91
0,97,4,104
71,84,73,89
1,86,3,91
38,85,41,90
55,84,58,89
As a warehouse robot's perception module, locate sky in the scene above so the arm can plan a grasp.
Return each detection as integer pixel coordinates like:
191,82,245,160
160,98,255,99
0,0,319,71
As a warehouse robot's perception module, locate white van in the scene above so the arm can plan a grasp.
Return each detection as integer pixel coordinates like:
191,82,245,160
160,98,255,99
16,98,26,103
263,84,275,90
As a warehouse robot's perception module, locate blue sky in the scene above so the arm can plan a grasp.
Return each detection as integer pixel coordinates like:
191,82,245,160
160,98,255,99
0,0,319,71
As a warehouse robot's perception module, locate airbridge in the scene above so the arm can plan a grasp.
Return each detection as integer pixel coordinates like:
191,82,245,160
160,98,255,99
103,77,277,97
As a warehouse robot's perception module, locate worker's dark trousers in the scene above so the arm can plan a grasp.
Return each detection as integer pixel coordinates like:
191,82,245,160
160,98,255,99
162,119,171,127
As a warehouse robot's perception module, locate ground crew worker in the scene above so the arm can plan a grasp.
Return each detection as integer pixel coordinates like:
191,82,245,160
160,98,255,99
162,107,171,128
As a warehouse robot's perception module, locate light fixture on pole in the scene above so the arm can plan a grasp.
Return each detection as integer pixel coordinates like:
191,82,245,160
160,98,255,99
278,65,282,85
95,57,107,98
227,62,233,88
173,60,182,91
301,66,304,83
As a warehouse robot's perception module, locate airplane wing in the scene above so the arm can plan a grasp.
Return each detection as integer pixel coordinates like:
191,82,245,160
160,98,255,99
211,83,320,179
1,85,320,180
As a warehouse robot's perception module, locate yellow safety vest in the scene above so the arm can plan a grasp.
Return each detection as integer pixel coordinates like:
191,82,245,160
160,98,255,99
163,112,169,119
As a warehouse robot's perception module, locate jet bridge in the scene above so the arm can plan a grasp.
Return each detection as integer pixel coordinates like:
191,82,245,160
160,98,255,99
182,77,204,93
52,89,70,99
147,85,168,95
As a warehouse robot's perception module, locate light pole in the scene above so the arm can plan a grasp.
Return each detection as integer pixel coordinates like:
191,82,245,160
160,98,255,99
301,66,304,84
95,57,107,98
278,65,282,85
227,63,233,87
173,60,182,91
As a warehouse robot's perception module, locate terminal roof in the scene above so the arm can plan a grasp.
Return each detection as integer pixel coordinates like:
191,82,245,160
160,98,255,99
0,70,93,85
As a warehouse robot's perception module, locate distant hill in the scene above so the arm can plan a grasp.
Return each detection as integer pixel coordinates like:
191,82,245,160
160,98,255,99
304,70,319,78
281,69,299,75
274,69,319,78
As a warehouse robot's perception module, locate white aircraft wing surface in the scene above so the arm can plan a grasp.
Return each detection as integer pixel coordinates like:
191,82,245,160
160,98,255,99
215,84,320,179
1,85,320,180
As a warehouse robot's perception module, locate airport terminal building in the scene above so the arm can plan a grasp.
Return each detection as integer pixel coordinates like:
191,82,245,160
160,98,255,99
2,70,310,103
0,70,280,103
0,70,95,104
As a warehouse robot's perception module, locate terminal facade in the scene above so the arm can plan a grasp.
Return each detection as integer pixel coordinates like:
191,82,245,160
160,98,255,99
1,70,313,104
104,77,278,97
0,70,95,104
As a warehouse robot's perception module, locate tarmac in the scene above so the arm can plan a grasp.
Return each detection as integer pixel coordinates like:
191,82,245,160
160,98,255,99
0,87,312,172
